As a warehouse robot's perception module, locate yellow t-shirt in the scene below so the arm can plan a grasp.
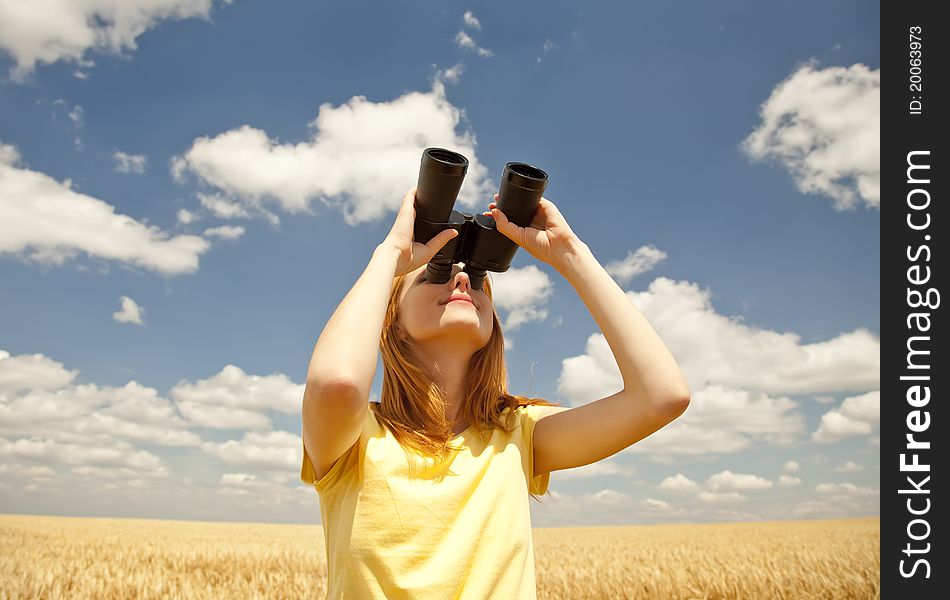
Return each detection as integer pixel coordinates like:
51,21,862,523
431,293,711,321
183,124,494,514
301,403,551,599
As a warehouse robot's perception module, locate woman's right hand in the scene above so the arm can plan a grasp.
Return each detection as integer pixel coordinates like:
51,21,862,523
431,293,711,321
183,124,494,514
379,185,459,277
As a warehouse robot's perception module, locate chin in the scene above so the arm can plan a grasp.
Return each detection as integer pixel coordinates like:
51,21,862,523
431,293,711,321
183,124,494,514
418,320,490,341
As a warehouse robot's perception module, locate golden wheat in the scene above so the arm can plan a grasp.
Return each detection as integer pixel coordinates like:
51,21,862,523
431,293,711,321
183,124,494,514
0,514,878,599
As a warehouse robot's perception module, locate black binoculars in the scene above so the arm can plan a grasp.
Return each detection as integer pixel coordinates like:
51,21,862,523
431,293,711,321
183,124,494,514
412,147,548,290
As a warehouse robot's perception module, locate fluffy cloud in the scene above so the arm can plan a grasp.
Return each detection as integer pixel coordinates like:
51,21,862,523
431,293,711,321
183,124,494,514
834,461,864,473
641,498,673,512
559,276,879,406
201,430,300,470
454,31,493,57
0,142,211,275
113,151,147,174
778,475,801,487
113,295,145,325
462,11,481,30
604,245,667,285
815,482,878,497
0,349,77,394
0,353,201,449
552,458,635,481
697,491,747,504
742,61,880,210
706,470,773,492
171,81,494,227
489,265,554,330
783,460,800,473
658,473,701,494
202,225,245,240
812,390,879,443
0,0,233,82
620,385,805,458
177,209,197,224
170,364,305,430
0,436,167,475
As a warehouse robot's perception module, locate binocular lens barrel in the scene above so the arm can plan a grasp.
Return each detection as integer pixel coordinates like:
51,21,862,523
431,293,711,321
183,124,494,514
416,148,469,223
496,162,548,227
412,148,549,291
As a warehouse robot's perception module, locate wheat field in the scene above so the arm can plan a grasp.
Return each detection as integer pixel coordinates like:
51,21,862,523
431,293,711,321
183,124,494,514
0,514,878,599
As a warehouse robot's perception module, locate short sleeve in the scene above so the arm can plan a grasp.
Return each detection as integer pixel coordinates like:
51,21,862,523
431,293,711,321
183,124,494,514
519,404,551,496
300,407,375,493
300,435,360,493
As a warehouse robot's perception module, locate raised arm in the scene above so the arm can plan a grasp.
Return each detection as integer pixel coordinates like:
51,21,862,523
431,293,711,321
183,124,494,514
303,186,458,481
487,198,691,476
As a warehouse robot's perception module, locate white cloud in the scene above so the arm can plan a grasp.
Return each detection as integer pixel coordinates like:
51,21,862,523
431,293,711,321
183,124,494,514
170,364,305,430
462,11,481,30
0,349,78,394
838,390,881,422
489,265,554,330
202,225,245,240
0,347,327,522
813,412,871,441
114,151,147,174
619,385,805,458
742,61,880,210
588,488,631,505
783,460,800,473
834,461,864,473
815,482,878,497
558,276,878,403
0,141,211,275
658,473,701,494
0,0,233,82
553,459,635,481
706,470,773,492
812,390,879,443
777,475,801,487
641,498,673,511
177,208,196,224
195,191,260,221
113,295,145,325
0,354,202,449
201,430,300,470
604,245,667,284
171,81,493,227
0,436,168,475
697,491,747,504
454,30,493,57
439,62,464,84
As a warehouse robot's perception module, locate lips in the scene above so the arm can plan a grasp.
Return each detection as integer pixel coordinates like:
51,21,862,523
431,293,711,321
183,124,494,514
443,295,474,306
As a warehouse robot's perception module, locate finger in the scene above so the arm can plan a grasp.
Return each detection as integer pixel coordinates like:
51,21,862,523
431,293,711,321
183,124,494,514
424,229,458,260
490,207,519,242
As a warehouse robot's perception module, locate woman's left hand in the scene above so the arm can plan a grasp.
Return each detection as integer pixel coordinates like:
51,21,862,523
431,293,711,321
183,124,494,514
483,194,584,269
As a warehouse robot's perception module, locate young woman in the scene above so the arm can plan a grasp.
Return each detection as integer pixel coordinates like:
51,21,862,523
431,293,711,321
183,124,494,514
301,185,691,599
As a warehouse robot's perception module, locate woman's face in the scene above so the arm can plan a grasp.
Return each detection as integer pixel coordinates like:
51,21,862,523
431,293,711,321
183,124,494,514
396,263,494,352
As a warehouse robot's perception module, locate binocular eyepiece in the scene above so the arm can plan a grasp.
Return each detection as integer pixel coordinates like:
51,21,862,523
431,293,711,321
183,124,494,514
413,147,548,290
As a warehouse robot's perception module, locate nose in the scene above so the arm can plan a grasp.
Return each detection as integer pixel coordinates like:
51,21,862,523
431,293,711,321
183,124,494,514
451,265,472,291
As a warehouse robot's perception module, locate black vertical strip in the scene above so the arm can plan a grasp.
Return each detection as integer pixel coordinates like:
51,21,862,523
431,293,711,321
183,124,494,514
881,0,945,596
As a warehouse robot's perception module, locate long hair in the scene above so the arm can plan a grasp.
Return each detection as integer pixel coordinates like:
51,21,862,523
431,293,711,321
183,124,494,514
373,269,559,501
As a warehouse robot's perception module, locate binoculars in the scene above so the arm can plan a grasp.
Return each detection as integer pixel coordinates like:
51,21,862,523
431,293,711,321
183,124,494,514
413,147,548,290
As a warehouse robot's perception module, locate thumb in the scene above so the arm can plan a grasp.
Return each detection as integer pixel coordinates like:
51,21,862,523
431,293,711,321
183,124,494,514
491,207,520,243
425,228,458,258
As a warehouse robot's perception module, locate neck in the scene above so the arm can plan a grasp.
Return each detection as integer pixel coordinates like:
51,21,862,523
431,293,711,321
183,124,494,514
413,342,474,424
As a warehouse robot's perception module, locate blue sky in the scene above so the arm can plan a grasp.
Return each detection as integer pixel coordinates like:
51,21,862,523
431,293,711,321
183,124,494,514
1,1,879,526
